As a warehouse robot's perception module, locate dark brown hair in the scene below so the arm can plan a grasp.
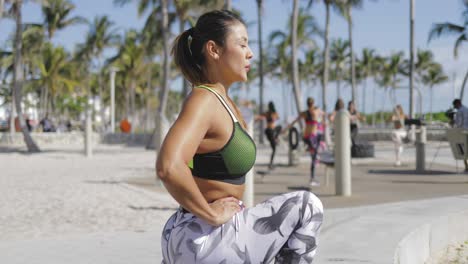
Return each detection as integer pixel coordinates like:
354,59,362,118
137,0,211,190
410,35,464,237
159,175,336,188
335,98,345,111
171,10,245,85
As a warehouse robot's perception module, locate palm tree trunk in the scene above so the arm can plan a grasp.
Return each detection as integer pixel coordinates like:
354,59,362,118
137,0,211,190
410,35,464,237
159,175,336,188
43,86,49,117
380,88,387,126
409,0,415,118
362,78,367,114
371,81,376,127
98,72,106,131
147,0,170,150
257,0,264,144
430,86,433,121
9,86,16,136
348,7,357,105
130,79,136,132
322,1,331,147
145,93,151,132
125,88,130,118
39,85,45,118
0,0,4,20
178,17,190,98
460,68,468,101
291,0,302,118
337,77,341,100
13,0,40,152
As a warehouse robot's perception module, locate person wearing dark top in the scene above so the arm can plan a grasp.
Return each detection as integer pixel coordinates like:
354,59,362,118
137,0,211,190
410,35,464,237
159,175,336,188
257,101,282,169
157,10,323,263
40,115,55,132
348,100,364,145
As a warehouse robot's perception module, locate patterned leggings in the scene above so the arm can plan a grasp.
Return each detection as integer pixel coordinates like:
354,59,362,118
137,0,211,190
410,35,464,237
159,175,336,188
161,191,323,264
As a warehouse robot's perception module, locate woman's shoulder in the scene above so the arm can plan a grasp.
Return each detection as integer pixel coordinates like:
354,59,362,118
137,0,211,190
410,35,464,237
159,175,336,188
180,88,218,116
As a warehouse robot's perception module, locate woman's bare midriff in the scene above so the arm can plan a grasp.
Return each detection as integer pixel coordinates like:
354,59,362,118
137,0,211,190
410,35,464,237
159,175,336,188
303,125,317,137
194,176,245,203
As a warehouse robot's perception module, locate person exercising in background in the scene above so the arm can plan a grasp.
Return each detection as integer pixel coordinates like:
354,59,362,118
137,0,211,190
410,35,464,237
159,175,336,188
348,100,364,145
257,101,282,169
453,99,468,170
287,97,322,186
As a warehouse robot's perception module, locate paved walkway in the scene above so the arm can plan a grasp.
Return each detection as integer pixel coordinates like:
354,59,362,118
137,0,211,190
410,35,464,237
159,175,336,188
1,141,468,263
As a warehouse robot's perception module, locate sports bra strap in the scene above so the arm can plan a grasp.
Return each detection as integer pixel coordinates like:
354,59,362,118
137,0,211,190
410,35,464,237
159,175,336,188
195,85,238,122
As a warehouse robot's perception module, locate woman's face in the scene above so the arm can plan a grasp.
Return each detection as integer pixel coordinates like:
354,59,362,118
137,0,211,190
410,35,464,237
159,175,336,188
218,22,253,83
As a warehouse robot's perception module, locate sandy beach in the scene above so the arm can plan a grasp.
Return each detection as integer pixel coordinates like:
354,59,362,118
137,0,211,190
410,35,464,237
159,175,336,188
0,145,177,241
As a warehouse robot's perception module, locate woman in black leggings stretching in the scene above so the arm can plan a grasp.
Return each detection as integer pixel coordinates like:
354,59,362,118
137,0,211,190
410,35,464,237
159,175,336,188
258,101,282,169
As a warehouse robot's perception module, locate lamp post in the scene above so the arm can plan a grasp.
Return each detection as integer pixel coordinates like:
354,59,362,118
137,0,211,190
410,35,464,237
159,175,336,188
109,67,118,133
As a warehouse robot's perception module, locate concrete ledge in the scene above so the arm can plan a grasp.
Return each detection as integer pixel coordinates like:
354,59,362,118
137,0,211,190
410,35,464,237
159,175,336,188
393,209,468,264
1,129,447,147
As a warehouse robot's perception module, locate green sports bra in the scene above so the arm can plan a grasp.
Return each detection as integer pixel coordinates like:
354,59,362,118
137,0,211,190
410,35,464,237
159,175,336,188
189,85,256,185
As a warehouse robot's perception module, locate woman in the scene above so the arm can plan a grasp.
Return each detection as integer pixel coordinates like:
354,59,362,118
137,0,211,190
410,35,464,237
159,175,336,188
157,10,323,263
391,105,407,166
287,97,322,186
257,101,282,169
347,100,364,145
328,98,345,123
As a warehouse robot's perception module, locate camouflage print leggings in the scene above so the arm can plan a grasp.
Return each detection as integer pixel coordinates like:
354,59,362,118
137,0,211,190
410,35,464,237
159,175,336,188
161,191,323,264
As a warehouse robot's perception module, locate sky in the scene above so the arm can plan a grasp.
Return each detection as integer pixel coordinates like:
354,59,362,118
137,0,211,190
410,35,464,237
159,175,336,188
0,0,467,120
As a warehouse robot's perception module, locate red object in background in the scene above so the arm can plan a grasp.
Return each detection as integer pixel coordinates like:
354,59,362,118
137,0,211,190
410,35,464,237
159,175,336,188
120,119,131,133
14,117,22,132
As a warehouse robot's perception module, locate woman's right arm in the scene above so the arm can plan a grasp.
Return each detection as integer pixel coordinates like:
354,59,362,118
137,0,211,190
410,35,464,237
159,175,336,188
284,113,302,132
156,90,240,226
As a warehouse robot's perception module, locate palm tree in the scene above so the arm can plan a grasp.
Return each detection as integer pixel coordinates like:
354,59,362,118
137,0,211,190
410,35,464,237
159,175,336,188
33,43,77,117
79,16,119,129
39,0,83,120
409,0,415,118
307,0,340,146
257,0,265,143
41,0,85,40
357,48,378,114
301,47,322,96
335,0,363,106
114,0,172,149
291,0,303,117
108,30,146,130
376,52,405,124
12,0,40,152
428,0,468,100
422,63,448,121
330,38,349,100
269,6,321,116
156,0,170,150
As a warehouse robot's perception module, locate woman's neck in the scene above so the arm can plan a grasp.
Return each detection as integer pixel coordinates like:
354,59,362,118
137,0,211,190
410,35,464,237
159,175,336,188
199,82,229,97
203,65,233,91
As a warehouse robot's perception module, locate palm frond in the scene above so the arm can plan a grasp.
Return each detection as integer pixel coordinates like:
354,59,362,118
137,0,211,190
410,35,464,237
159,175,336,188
454,33,467,58
428,22,465,43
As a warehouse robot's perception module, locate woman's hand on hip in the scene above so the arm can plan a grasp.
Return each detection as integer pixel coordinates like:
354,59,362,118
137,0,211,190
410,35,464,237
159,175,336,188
207,197,242,226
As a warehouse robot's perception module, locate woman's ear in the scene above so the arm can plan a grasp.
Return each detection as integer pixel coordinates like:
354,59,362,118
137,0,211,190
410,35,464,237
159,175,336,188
205,40,221,60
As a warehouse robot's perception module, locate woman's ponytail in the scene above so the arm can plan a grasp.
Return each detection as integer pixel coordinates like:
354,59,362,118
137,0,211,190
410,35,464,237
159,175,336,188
171,27,205,85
